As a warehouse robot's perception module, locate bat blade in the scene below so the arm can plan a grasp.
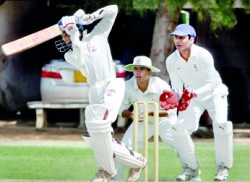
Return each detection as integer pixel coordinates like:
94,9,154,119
1,24,62,56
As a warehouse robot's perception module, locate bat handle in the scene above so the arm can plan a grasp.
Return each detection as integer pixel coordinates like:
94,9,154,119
57,19,63,30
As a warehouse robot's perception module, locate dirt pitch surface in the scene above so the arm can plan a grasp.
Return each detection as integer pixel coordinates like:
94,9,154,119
0,120,250,144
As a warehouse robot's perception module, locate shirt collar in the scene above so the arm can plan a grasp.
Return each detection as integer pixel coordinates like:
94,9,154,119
175,44,199,60
190,44,199,59
132,77,158,94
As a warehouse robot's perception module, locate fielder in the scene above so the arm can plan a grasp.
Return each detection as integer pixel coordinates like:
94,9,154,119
114,56,178,180
56,5,147,182
160,24,233,181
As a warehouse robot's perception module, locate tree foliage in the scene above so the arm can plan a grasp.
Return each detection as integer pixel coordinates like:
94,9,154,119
51,0,250,80
130,0,241,31
51,0,250,31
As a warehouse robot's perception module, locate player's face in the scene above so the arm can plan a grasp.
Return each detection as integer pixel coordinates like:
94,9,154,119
173,35,194,53
133,66,152,83
61,32,71,44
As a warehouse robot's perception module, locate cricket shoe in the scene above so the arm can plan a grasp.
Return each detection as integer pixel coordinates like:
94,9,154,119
126,156,148,182
176,166,201,181
92,169,112,182
214,165,229,181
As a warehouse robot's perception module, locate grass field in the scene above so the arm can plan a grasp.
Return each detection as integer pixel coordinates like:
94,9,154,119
0,139,249,181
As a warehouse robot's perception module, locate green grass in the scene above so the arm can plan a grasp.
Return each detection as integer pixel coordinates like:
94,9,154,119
0,140,249,181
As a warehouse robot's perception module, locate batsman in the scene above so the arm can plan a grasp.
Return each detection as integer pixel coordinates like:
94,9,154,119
56,5,147,182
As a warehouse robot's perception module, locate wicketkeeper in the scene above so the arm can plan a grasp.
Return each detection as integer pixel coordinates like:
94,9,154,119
160,24,233,181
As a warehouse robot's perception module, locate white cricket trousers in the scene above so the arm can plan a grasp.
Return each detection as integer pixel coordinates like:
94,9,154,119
88,78,125,123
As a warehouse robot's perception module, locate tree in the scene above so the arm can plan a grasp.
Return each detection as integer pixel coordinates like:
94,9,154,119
51,0,250,81
129,0,250,81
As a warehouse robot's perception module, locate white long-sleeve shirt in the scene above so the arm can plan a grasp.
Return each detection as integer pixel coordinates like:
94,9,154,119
64,5,117,85
166,44,228,100
119,76,177,123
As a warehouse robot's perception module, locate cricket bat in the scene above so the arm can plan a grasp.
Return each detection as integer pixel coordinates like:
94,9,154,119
1,24,62,56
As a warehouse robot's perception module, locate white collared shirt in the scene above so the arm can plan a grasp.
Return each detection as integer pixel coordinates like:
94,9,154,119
166,44,228,100
119,76,176,123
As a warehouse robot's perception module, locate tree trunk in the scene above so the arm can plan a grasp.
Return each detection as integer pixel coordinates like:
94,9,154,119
150,2,178,83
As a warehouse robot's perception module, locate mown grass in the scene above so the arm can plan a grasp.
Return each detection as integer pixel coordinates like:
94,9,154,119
0,139,249,181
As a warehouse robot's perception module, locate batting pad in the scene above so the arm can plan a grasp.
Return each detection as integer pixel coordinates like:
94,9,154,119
213,121,233,168
85,104,116,176
171,122,199,170
113,140,146,168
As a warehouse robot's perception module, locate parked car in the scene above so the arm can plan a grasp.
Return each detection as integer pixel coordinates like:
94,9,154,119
40,59,127,102
113,60,127,78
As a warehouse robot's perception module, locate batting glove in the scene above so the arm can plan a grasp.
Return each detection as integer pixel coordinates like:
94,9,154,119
82,14,95,25
159,90,179,111
177,89,196,111
61,16,78,35
74,9,86,24
74,9,95,25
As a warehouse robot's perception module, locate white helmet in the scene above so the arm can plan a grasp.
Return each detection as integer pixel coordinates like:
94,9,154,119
55,19,84,53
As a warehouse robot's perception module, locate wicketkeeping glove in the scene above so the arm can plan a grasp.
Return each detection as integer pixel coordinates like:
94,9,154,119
159,90,179,111
177,89,196,111
61,16,78,35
